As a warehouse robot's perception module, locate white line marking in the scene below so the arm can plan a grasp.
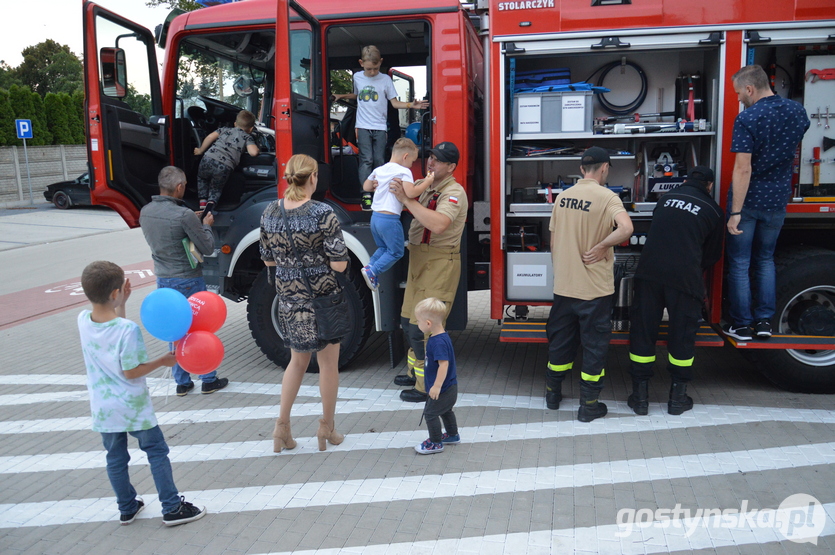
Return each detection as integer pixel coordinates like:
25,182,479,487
262,508,835,554
4,404,835,473
1,442,833,529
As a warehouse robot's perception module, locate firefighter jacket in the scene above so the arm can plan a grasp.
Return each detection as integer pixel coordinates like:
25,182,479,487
634,181,724,300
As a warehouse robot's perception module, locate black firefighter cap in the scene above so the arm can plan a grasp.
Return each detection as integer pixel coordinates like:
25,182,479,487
580,146,612,167
688,165,715,184
428,142,460,164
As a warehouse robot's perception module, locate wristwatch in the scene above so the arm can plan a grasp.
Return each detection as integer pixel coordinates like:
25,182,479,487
729,211,742,216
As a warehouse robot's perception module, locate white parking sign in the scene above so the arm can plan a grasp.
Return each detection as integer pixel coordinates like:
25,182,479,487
15,119,33,140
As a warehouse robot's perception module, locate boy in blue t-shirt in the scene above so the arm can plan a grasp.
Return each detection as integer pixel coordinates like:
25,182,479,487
413,297,459,454
77,261,207,527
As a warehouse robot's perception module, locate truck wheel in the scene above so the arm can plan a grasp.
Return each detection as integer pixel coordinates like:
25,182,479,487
746,248,835,393
246,265,372,372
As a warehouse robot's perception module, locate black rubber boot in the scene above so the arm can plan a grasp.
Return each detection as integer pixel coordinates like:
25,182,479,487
545,370,566,410
577,383,607,422
627,379,649,415
667,382,693,415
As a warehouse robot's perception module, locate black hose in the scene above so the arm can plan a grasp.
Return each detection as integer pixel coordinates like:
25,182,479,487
594,60,648,116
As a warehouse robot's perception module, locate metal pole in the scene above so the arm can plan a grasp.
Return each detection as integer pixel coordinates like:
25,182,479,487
23,138,33,205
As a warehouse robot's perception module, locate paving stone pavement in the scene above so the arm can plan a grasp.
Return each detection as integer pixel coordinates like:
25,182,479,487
1,209,835,554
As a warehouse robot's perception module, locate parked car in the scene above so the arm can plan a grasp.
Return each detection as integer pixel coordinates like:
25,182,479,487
43,173,92,209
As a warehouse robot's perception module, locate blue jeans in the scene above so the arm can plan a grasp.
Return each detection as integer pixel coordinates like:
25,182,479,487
369,212,405,275
101,426,180,515
156,277,217,384
357,128,387,184
725,208,786,326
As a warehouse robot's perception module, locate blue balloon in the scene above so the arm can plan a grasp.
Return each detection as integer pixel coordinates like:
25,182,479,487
140,288,193,342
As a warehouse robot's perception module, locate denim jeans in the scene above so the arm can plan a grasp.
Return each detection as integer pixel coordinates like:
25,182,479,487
369,212,405,275
357,128,387,184
156,276,217,384
725,208,786,326
101,426,180,515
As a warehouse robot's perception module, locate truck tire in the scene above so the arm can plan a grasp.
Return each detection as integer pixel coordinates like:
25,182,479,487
246,265,372,372
746,248,835,393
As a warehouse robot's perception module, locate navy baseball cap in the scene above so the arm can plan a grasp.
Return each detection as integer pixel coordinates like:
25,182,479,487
428,142,460,164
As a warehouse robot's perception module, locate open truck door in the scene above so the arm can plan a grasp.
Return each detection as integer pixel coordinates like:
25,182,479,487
83,2,166,227
274,1,324,178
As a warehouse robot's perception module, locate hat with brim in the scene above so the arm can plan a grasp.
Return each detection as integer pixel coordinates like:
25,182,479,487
428,142,460,164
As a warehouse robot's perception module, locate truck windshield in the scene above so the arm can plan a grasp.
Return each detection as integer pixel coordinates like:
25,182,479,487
176,31,273,123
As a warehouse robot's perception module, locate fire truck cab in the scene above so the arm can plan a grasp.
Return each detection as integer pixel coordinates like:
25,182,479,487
82,0,835,392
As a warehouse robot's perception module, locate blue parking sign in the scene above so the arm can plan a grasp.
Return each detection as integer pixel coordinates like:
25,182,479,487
15,119,33,140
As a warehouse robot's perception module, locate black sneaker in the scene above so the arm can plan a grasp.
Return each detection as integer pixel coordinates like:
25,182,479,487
754,320,772,339
120,498,144,525
176,382,195,396
201,377,229,394
162,496,207,527
393,374,416,387
723,324,753,341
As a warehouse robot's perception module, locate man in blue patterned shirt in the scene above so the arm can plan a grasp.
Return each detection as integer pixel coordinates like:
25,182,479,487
724,65,809,341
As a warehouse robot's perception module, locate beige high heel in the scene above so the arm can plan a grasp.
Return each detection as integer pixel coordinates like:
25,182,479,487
273,419,297,452
316,418,344,451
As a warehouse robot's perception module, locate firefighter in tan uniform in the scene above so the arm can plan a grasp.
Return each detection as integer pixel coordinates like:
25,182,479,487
546,147,633,422
390,142,468,402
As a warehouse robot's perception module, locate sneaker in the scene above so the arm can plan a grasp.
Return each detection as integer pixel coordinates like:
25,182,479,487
724,324,754,341
441,433,460,444
176,382,195,396
162,496,207,527
393,374,416,387
201,377,229,394
754,320,772,339
415,439,444,454
120,498,144,525
361,265,378,291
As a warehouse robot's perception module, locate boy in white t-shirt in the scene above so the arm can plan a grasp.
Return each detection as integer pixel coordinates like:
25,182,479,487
361,138,433,290
333,45,429,185
77,261,207,527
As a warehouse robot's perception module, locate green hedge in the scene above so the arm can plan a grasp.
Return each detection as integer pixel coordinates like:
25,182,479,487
0,86,85,146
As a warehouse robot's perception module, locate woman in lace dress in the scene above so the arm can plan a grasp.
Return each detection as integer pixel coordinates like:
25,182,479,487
260,154,350,452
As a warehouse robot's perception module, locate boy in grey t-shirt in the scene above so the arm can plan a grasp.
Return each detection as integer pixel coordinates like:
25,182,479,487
333,46,429,184
194,109,261,209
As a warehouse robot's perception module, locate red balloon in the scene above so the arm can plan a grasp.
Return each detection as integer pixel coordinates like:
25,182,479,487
176,331,224,375
188,291,227,333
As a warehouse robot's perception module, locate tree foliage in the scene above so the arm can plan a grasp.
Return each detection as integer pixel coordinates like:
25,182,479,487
0,89,15,145
65,92,86,144
44,93,73,145
145,0,203,11
0,61,23,91
15,40,83,97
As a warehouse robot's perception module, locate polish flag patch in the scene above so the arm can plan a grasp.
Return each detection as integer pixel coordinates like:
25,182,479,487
449,196,459,204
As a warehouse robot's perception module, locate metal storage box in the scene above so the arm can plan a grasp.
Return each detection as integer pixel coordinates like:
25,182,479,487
506,252,554,301
512,90,594,135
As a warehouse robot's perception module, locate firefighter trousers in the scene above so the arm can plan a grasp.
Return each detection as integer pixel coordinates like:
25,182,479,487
402,316,427,393
545,293,612,394
628,278,701,382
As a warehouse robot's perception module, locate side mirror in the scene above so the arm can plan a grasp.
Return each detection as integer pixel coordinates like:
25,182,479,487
100,47,127,98
233,75,254,97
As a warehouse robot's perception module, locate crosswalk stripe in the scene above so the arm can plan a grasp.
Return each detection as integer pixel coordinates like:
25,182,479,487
267,507,835,555
3,404,835,473
1,442,833,529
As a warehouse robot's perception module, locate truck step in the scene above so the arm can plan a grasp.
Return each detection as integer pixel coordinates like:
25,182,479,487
499,318,724,347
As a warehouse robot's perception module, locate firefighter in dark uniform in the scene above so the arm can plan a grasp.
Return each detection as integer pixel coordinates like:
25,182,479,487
390,142,469,402
546,147,634,422
628,166,724,415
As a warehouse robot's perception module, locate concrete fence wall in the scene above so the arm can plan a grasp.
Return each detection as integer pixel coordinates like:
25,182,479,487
0,145,87,207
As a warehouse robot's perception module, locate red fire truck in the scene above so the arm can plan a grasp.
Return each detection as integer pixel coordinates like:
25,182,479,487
82,0,835,392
